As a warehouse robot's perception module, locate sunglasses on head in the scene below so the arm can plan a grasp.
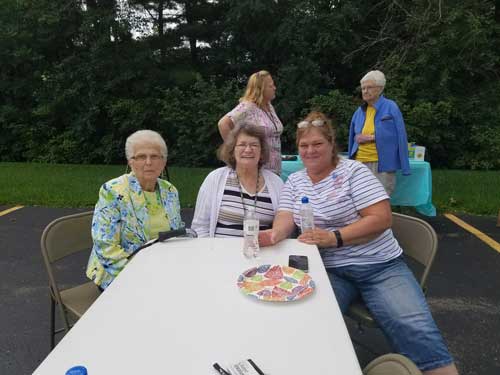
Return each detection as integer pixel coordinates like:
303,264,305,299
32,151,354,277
297,119,326,128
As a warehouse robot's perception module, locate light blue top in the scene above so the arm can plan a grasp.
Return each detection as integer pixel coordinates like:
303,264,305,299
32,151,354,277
281,156,436,216
279,158,402,268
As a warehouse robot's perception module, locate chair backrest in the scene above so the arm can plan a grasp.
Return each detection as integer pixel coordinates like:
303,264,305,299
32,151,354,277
41,211,94,264
40,211,94,298
391,212,438,288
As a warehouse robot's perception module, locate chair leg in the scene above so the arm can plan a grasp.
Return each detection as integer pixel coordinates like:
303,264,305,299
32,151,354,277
349,319,383,356
59,304,72,334
350,332,385,357
50,297,55,350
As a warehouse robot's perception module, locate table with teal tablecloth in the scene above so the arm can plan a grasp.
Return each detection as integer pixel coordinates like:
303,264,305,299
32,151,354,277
281,156,436,216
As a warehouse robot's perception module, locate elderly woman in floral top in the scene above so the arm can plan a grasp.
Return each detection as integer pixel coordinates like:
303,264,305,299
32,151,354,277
86,130,182,290
218,70,283,175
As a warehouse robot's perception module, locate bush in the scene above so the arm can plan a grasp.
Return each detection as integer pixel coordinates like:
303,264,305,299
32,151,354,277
158,78,240,166
307,90,360,152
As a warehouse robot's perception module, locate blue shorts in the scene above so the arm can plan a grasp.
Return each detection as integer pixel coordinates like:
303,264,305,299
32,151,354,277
327,256,454,371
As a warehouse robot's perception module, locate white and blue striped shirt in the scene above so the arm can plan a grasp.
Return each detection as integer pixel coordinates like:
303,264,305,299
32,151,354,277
279,158,402,268
215,171,274,237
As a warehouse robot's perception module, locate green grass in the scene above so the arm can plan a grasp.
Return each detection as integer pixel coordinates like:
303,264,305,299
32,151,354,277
1,163,499,215
433,169,500,215
0,162,212,208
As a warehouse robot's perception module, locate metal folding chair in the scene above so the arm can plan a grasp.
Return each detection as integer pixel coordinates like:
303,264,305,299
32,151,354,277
346,212,438,340
363,353,422,375
40,211,100,349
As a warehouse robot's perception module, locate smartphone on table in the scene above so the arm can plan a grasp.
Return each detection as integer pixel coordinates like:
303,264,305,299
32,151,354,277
288,255,309,272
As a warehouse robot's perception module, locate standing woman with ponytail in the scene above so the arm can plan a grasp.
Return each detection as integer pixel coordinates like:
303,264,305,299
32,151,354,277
218,70,283,175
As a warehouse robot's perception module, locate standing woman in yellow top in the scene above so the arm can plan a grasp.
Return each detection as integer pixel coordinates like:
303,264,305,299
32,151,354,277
348,70,410,195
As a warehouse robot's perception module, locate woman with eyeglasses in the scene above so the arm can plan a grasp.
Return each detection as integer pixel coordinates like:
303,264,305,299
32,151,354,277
192,123,284,238
218,70,283,175
86,130,183,290
348,70,410,196
260,111,457,375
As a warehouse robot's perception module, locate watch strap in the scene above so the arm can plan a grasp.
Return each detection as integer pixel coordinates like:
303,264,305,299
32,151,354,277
333,230,343,248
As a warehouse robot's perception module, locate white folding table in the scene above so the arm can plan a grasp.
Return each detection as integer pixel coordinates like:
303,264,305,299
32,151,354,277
33,238,362,375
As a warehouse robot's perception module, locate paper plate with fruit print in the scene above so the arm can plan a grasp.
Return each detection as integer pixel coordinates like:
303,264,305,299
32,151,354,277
237,264,315,302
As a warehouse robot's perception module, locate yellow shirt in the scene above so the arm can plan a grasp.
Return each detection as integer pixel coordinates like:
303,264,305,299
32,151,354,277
355,105,378,162
144,190,171,238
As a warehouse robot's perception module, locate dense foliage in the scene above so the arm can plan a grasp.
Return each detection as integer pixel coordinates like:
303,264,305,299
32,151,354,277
1,0,499,168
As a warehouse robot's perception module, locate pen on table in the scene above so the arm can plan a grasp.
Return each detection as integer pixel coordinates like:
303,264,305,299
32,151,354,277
247,359,265,375
213,362,231,375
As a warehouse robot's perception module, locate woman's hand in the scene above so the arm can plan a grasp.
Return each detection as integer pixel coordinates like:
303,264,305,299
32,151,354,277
258,229,276,247
298,228,336,248
259,211,296,247
355,134,375,144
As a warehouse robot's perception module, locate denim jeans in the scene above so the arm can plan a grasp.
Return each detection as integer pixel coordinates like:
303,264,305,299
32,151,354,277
327,256,454,371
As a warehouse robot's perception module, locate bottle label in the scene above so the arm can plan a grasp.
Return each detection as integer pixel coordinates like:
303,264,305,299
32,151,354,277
300,208,314,232
244,219,259,234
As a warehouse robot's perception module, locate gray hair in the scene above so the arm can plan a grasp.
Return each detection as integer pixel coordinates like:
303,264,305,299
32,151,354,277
125,130,168,160
360,70,386,88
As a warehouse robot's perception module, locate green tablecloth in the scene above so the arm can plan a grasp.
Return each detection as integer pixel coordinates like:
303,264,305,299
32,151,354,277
281,156,436,217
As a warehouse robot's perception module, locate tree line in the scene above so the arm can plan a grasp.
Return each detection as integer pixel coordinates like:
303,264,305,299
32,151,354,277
1,0,499,169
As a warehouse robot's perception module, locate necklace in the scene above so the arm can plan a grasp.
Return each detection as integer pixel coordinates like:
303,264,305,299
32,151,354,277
263,107,279,132
235,169,260,213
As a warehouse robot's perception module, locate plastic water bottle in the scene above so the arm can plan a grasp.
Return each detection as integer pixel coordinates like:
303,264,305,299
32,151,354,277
243,206,260,258
300,196,315,233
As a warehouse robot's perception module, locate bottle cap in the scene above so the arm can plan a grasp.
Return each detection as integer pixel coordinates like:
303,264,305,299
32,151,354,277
301,196,309,204
66,366,88,375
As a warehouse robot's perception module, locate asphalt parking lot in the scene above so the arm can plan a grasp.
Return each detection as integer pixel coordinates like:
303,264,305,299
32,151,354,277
1,206,499,374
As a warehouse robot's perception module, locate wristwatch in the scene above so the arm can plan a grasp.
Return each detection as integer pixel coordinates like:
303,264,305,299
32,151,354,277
333,230,343,248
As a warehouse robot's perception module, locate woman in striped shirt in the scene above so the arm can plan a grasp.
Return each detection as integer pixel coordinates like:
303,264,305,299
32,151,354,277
191,123,283,238
260,112,457,375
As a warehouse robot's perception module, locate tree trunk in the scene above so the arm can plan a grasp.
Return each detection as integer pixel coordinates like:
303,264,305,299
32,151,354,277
157,0,166,62
184,1,198,67
496,0,500,23
85,0,117,41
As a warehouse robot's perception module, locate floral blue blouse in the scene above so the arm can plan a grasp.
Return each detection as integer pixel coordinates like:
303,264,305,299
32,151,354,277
86,173,182,289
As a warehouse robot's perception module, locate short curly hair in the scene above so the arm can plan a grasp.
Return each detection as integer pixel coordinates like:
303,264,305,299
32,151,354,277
360,70,386,88
217,123,270,169
125,129,167,160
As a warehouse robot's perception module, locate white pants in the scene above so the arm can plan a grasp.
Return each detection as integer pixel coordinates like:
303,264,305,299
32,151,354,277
364,162,396,196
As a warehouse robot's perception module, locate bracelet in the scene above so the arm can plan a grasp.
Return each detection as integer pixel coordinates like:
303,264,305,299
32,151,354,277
333,230,343,248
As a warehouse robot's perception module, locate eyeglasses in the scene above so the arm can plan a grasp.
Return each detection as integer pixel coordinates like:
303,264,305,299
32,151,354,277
361,85,380,92
297,119,326,128
131,154,164,162
235,143,261,150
